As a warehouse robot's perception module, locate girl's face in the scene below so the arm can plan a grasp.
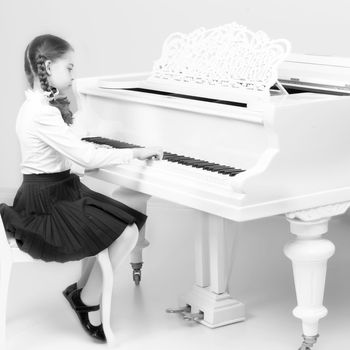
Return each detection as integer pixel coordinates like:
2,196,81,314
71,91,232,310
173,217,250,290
46,50,74,93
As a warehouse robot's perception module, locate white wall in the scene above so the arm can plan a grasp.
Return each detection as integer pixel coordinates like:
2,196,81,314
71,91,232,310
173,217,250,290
1,0,350,189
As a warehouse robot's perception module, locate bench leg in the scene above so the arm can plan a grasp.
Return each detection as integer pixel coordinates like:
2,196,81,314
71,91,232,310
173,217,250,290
0,258,12,344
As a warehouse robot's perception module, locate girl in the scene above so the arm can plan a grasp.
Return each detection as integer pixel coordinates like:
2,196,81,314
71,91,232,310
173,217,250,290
0,34,163,342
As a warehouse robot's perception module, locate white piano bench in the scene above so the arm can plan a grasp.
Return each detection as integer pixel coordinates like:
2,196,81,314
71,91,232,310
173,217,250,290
0,216,115,345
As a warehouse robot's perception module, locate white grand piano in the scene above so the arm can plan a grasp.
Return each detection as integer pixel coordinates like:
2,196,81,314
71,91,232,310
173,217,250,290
74,23,350,350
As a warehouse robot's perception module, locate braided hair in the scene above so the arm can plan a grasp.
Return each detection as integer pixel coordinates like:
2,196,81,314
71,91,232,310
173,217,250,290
24,34,73,125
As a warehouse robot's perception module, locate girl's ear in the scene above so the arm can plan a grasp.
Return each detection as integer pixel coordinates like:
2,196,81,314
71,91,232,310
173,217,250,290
45,60,52,75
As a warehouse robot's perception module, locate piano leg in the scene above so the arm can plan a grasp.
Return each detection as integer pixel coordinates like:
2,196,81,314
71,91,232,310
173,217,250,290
111,187,151,285
179,212,245,328
284,210,337,349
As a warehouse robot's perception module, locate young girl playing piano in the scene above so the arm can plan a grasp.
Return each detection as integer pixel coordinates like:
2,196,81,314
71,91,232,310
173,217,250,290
0,34,163,342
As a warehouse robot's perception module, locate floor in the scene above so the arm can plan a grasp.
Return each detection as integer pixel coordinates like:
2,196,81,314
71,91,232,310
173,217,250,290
3,200,350,350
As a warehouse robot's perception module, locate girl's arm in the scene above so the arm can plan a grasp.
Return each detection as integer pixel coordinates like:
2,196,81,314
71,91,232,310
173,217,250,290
68,111,163,162
35,106,135,169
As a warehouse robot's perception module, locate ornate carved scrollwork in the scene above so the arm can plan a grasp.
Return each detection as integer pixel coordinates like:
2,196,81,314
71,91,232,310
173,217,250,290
149,22,291,92
286,202,350,221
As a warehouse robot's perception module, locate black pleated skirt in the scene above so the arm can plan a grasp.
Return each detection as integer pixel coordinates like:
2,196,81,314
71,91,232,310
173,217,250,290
0,170,147,263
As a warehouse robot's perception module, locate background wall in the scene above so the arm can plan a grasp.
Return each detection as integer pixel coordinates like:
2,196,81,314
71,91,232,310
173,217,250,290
1,0,350,190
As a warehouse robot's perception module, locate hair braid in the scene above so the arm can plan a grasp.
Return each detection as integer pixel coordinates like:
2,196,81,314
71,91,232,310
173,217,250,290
24,34,74,125
36,54,54,95
36,53,73,125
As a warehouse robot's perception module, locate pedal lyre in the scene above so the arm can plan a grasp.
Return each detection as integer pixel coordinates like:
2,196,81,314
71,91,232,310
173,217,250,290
182,311,204,322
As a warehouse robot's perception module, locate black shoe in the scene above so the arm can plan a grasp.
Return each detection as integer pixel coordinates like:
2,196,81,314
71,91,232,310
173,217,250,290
63,287,106,342
63,282,78,298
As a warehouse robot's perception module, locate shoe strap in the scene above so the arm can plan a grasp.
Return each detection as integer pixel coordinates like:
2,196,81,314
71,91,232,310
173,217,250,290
75,304,100,312
71,288,101,312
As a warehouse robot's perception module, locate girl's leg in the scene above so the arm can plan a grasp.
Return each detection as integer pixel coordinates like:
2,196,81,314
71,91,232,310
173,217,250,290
77,257,96,289
80,260,103,326
80,224,139,325
107,223,139,270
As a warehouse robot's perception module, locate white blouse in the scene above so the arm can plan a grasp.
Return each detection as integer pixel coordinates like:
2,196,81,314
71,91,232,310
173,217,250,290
16,90,134,174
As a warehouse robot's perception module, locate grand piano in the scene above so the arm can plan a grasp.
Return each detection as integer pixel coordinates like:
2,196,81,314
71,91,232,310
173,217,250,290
73,23,350,350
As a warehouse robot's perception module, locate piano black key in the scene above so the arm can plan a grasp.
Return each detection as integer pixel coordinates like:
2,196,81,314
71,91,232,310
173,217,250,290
165,155,184,159
181,159,199,165
202,166,220,171
175,158,188,164
82,137,141,149
167,157,199,165
166,156,187,162
174,159,218,170
228,170,245,176
164,155,204,166
177,157,197,164
203,165,225,171
163,154,177,160
163,153,180,157
211,166,232,172
163,152,176,158
187,160,206,164
218,168,238,174
192,162,212,168
176,159,196,165
200,163,220,169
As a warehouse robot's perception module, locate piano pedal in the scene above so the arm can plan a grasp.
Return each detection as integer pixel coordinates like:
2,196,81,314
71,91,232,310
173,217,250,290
298,334,319,350
166,305,191,314
182,311,204,322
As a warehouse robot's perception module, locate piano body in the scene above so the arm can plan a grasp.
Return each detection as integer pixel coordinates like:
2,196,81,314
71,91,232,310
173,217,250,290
74,23,350,349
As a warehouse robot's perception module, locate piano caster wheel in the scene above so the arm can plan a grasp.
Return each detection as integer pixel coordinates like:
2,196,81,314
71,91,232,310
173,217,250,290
131,262,143,285
133,270,141,285
298,334,319,350
166,305,191,314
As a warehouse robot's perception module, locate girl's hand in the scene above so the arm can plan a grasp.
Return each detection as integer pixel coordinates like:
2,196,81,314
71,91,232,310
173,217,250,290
133,147,163,161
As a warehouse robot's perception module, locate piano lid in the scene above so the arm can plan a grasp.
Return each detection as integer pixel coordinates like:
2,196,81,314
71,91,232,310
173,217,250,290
278,53,350,94
99,22,291,105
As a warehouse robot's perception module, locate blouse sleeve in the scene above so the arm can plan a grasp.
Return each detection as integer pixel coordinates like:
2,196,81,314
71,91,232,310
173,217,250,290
34,106,134,169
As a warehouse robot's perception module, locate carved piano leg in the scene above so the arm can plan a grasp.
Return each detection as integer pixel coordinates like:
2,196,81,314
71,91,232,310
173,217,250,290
111,187,151,285
284,205,345,350
178,213,245,327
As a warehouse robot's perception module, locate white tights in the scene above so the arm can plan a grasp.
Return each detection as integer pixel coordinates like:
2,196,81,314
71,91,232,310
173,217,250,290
78,223,139,325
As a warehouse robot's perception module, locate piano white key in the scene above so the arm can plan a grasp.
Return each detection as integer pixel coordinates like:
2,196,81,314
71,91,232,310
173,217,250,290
89,141,239,187
124,160,233,194
150,159,235,186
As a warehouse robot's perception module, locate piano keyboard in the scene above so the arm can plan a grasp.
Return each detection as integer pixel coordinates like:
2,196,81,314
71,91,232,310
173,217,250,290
82,137,245,177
